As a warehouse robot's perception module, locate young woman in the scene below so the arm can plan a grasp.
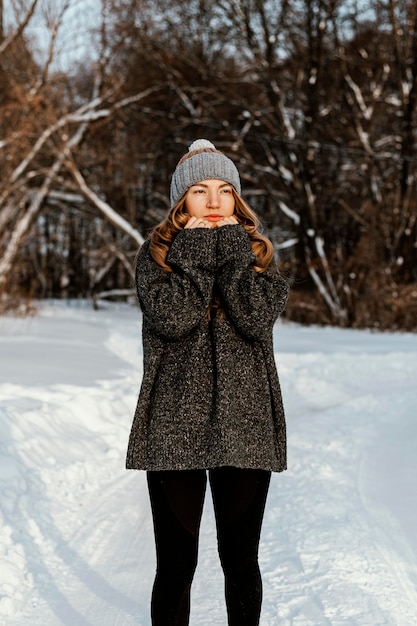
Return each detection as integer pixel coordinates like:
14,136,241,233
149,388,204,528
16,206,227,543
126,139,289,626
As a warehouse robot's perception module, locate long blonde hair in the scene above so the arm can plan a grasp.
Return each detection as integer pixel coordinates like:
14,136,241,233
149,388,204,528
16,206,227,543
149,189,274,273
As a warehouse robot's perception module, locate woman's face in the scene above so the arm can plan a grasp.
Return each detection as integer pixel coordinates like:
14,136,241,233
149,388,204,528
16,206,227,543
184,179,235,225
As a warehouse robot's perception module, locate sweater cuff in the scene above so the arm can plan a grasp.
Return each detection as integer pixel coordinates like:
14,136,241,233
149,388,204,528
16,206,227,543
216,224,256,267
167,227,217,272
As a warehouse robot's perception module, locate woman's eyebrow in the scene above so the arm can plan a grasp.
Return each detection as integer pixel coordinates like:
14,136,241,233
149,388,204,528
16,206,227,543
191,182,232,188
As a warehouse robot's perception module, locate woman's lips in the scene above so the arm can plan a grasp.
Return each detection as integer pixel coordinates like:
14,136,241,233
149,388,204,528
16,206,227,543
206,214,222,221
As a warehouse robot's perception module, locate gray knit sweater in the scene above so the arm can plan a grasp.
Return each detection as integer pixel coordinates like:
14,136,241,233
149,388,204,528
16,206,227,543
126,224,289,472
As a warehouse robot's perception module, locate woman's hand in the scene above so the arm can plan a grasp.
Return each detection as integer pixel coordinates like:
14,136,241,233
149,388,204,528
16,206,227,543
216,216,239,228
184,216,239,229
184,217,214,229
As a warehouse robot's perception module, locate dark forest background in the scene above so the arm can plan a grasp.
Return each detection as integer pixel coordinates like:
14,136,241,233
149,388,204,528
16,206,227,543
1,0,417,330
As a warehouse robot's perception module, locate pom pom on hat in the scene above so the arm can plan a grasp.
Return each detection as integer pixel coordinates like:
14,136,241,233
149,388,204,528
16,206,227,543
188,139,216,152
170,139,241,206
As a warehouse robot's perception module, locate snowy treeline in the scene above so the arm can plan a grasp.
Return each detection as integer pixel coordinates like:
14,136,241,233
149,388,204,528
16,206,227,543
0,0,416,329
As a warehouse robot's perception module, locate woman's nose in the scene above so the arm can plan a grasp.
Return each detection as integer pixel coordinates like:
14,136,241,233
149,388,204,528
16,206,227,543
207,192,220,207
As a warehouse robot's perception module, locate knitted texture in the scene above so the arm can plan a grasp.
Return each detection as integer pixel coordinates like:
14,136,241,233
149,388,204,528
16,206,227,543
126,225,289,472
170,150,241,206
188,139,216,151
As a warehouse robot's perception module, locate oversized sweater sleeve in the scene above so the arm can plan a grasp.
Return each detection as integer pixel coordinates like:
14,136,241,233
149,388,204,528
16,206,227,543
215,224,290,340
135,228,216,340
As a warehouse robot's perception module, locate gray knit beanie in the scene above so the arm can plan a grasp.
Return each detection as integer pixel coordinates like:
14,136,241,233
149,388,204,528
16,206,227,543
170,139,241,207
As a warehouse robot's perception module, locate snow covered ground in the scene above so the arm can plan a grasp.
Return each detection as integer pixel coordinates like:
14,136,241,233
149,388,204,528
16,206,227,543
1,301,416,626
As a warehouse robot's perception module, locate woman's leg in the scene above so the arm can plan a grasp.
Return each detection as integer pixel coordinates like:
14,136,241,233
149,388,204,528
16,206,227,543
209,467,271,626
147,469,207,626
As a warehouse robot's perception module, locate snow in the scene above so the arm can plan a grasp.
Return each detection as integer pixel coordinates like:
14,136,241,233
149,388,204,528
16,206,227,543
1,301,417,626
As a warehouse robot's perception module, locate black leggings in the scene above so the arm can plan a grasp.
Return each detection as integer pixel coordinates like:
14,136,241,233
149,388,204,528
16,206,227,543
147,467,271,626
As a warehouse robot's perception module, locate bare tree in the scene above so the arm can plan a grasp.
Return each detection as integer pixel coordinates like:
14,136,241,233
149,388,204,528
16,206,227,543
1,0,416,328
0,0,154,305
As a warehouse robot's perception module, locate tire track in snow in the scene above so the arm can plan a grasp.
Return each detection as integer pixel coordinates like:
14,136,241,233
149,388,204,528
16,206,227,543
0,378,145,626
2,306,417,626
268,351,417,626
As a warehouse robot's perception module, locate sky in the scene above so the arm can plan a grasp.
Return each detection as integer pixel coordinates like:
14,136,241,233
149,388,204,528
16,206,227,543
3,0,102,72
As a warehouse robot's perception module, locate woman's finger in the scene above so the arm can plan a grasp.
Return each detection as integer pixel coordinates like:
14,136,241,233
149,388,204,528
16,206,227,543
217,216,239,227
185,217,213,229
